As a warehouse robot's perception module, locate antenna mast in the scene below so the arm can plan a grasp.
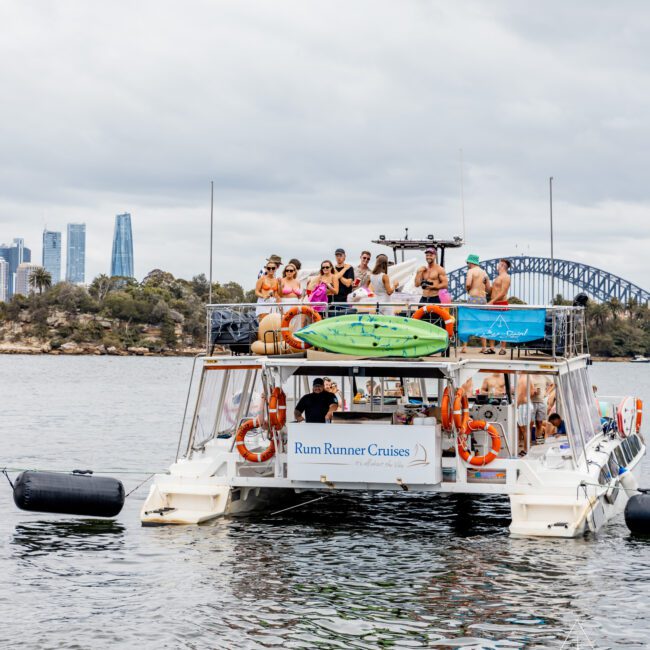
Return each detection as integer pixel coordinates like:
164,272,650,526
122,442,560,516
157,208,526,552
459,148,466,241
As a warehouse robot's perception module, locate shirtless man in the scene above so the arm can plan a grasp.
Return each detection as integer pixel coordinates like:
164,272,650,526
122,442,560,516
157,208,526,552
530,374,552,442
485,259,512,355
516,374,535,455
463,254,491,353
480,372,507,397
415,247,448,304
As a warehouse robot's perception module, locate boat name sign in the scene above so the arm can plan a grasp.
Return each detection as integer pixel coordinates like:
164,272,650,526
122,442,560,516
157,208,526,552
287,423,441,485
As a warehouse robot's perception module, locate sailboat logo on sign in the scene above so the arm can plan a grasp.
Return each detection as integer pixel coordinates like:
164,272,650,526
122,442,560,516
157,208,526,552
482,314,529,339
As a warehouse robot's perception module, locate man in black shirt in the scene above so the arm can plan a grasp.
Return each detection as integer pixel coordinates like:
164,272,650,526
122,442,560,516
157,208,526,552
332,248,355,303
294,378,339,423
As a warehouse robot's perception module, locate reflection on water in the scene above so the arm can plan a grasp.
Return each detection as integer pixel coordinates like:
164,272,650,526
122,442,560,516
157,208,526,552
0,358,649,648
13,520,126,556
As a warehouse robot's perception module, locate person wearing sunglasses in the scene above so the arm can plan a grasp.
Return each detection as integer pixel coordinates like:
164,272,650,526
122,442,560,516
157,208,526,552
355,250,372,289
255,262,280,318
307,260,339,313
278,264,303,303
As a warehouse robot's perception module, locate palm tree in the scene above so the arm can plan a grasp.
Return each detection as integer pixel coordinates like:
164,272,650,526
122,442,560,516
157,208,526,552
607,298,623,321
28,266,52,294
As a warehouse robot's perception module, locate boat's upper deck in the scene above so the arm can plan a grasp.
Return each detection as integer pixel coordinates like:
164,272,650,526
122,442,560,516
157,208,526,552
207,301,588,362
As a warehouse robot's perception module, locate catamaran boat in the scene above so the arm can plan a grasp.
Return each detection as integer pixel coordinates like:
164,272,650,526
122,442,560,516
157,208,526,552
141,240,645,538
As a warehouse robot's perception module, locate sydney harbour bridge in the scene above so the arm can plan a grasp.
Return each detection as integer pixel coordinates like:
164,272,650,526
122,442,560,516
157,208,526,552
447,256,649,304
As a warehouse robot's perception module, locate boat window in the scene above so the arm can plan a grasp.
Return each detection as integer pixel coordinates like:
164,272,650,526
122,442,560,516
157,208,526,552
188,367,263,453
607,454,619,478
631,434,641,456
599,466,611,485
614,446,626,469
621,438,634,464
569,367,601,444
557,373,585,460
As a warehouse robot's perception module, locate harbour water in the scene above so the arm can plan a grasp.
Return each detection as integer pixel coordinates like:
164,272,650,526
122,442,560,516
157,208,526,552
0,357,649,649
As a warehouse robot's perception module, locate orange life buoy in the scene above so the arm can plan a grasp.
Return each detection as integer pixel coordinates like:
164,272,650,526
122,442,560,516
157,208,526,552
458,419,501,466
440,387,452,430
268,387,287,429
235,417,276,463
281,305,322,350
411,304,455,338
452,388,470,433
636,398,643,433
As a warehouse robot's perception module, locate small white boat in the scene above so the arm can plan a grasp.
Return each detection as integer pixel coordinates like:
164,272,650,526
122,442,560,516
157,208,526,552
631,354,650,363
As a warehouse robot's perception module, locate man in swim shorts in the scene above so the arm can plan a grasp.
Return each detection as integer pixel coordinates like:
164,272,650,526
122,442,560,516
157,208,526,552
415,247,448,304
516,374,535,455
462,254,491,352
484,259,512,355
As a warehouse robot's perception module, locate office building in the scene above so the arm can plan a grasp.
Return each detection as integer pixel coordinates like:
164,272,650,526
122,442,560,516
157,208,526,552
15,263,39,296
111,212,134,278
42,229,62,284
66,223,86,283
0,238,32,298
0,257,8,302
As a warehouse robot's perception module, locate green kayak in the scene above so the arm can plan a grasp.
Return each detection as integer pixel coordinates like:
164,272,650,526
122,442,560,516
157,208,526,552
294,314,449,357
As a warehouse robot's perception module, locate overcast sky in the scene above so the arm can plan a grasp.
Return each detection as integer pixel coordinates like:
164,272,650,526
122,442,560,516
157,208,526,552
1,1,649,290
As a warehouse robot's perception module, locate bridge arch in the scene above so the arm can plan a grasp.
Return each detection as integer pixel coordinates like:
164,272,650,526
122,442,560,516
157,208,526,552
447,256,650,304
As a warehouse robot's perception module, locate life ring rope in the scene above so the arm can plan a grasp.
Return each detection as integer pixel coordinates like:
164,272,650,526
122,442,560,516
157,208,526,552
280,305,322,350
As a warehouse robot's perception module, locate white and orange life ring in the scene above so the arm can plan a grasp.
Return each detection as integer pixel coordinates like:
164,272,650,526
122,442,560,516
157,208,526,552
280,305,322,350
235,417,275,463
268,387,287,429
458,419,501,466
636,398,643,433
411,304,455,338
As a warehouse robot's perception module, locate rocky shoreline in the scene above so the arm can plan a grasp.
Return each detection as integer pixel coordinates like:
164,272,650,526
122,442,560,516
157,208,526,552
0,340,205,356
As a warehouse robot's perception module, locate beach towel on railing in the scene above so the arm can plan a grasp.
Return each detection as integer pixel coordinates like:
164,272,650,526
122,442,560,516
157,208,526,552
457,307,547,343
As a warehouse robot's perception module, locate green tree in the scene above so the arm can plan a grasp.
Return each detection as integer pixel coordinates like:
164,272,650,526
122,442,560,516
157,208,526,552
28,267,52,294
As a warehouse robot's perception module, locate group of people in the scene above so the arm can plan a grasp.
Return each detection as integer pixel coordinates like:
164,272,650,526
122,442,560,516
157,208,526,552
254,246,457,313
479,371,564,454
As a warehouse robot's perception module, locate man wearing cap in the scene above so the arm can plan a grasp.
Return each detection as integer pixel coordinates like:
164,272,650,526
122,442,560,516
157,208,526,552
332,248,355,304
462,254,491,353
294,378,339,423
415,247,448,304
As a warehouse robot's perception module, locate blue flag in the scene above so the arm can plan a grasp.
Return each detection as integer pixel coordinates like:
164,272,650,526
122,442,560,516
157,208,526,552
457,307,546,343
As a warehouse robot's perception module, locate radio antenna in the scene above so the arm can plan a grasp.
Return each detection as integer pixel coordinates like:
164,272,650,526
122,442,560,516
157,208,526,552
459,148,466,242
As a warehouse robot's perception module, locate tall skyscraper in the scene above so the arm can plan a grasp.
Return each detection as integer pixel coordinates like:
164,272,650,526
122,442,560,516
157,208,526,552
0,238,32,298
111,213,134,278
15,262,39,296
0,257,8,302
42,229,62,284
66,223,86,283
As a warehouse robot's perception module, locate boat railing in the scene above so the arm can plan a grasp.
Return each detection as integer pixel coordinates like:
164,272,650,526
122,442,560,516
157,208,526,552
205,301,588,360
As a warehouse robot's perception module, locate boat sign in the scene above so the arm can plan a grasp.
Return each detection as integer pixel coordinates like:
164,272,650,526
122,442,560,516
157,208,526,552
287,423,441,485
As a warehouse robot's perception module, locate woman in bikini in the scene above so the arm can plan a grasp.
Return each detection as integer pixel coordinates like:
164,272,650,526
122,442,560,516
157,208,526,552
277,263,303,304
307,260,339,313
255,262,279,318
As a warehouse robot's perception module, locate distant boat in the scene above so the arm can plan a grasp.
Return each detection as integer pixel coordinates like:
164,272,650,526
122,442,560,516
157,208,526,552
631,354,650,363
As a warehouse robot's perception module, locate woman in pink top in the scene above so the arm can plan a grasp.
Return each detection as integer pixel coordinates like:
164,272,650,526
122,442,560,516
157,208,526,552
277,263,303,304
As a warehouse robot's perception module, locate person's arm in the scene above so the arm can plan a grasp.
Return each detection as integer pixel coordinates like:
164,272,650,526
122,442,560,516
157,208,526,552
337,266,354,288
255,277,266,299
484,274,492,294
325,402,338,422
382,273,396,295
275,279,283,300
327,276,339,295
434,267,448,290
414,266,426,288
294,409,304,422
295,396,306,422
480,378,490,394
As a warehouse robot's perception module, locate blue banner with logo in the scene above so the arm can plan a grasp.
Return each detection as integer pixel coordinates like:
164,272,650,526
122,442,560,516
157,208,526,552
457,307,547,343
